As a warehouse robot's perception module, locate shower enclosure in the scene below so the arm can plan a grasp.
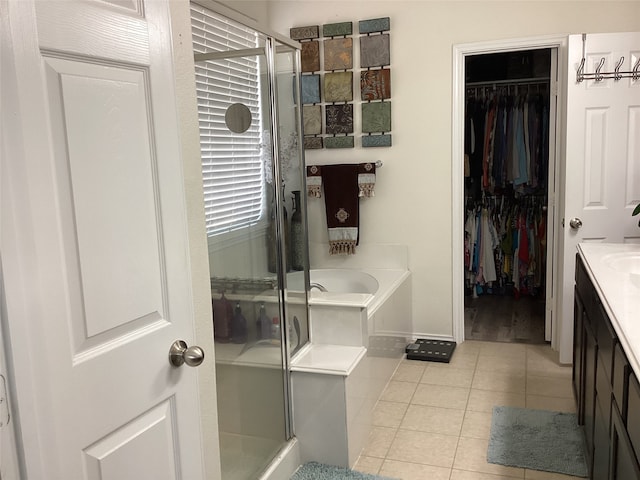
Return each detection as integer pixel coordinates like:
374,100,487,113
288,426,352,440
191,4,309,479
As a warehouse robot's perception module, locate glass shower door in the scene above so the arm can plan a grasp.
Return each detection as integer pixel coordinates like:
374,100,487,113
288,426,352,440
192,6,308,478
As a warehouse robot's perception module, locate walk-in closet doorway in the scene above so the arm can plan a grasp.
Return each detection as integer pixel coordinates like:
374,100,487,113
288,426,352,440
452,36,566,349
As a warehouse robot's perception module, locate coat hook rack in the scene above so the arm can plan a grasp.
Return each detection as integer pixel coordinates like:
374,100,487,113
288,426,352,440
577,33,640,83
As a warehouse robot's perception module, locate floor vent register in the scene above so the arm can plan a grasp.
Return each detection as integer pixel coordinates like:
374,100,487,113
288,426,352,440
405,339,456,363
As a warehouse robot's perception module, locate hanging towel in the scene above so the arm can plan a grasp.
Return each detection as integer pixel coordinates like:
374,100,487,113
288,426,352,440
357,162,376,197
306,163,377,199
306,165,322,198
322,164,360,255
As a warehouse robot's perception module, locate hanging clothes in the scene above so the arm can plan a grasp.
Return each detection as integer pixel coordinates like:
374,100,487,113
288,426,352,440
464,196,547,298
465,89,549,198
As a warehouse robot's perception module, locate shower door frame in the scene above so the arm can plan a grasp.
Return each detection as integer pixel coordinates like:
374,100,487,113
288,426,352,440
192,0,307,445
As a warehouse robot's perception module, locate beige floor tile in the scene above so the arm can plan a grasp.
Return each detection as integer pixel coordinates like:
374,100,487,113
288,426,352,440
467,389,526,413
524,469,583,479
526,375,573,399
472,370,526,393
453,436,525,477
393,362,427,383
380,381,418,403
526,346,573,379
525,395,577,413
451,469,522,479
400,404,465,436
373,401,409,428
412,384,470,410
460,410,493,439
449,352,480,369
379,459,451,480
421,364,475,388
455,340,483,355
353,455,382,475
387,429,459,468
477,354,526,375
478,342,527,360
361,426,397,458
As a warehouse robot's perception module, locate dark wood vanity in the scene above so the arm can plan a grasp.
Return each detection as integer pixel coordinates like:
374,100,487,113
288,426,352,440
573,252,640,479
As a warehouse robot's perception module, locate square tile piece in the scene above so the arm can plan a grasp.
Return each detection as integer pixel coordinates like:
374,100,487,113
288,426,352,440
326,104,353,134
324,37,353,71
300,74,320,104
360,34,390,68
301,40,320,73
361,69,391,101
324,71,353,102
302,105,322,135
362,101,391,133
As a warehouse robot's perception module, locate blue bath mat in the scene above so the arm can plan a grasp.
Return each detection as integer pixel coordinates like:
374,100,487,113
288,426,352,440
291,462,398,480
487,406,588,477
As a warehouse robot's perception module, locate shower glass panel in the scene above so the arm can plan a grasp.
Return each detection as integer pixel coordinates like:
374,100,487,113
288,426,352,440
191,4,309,479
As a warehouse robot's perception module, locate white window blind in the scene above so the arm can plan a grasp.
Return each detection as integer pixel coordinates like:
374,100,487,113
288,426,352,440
191,4,264,236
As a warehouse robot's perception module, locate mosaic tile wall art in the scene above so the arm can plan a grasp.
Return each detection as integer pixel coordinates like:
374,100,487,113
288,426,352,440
291,17,391,149
359,17,392,148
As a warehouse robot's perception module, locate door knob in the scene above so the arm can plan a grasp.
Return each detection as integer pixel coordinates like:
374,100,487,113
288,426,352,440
569,217,583,230
169,340,205,367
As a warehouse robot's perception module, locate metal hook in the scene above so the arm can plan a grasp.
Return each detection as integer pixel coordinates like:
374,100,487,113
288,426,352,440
633,57,640,81
594,57,606,82
614,56,625,81
576,57,586,83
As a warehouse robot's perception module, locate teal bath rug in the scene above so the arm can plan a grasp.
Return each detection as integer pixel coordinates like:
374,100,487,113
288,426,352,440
487,406,588,477
291,462,398,480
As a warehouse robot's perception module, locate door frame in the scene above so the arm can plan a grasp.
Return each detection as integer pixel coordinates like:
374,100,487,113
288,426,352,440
451,35,568,351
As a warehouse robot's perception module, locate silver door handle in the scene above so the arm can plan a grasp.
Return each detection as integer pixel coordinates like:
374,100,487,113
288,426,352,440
569,217,583,230
169,340,205,367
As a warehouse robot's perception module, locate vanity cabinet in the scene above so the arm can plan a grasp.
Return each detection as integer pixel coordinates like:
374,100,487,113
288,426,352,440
573,254,640,480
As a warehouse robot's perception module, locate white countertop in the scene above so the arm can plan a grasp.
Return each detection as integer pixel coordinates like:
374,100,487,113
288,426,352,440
578,243,640,377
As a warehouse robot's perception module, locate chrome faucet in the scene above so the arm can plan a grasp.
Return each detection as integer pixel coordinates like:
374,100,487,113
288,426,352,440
309,282,328,292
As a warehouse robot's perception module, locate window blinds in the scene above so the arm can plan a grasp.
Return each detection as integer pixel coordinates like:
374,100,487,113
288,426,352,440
191,4,264,236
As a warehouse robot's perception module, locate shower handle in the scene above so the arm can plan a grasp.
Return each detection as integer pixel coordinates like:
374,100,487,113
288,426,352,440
169,340,205,367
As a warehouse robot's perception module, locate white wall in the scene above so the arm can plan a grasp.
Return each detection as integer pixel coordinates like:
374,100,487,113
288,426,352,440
255,0,640,339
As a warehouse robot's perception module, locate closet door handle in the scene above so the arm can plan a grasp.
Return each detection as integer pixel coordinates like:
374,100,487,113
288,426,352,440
569,218,583,230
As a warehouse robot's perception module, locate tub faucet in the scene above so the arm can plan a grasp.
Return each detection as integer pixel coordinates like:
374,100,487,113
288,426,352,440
310,282,328,292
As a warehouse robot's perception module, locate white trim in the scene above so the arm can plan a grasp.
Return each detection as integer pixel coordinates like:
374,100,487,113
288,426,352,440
1,2,57,476
451,35,568,347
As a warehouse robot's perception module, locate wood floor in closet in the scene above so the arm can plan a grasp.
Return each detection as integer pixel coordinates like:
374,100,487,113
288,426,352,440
464,295,546,344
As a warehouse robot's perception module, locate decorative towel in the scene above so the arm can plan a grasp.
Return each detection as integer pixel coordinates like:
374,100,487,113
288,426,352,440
306,165,322,198
357,162,376,197
306,163,376,199
321,164,360,255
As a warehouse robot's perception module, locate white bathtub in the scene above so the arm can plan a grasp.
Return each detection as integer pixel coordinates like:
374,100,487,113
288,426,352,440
290,268,412,469
287,268,412,346
287,269,379,295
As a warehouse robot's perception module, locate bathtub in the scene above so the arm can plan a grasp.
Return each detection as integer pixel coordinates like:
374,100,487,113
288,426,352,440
288,268,412,347
287,269,379,295
289,268,412,469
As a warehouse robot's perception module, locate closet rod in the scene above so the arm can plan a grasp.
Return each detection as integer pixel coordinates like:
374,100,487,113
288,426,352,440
465,77,549,87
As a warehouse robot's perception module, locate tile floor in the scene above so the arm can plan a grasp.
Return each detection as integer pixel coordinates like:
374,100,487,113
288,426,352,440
353,340,582,480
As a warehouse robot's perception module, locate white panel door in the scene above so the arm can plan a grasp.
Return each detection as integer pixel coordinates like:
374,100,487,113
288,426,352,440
559,32,640,363
1,0,206,478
